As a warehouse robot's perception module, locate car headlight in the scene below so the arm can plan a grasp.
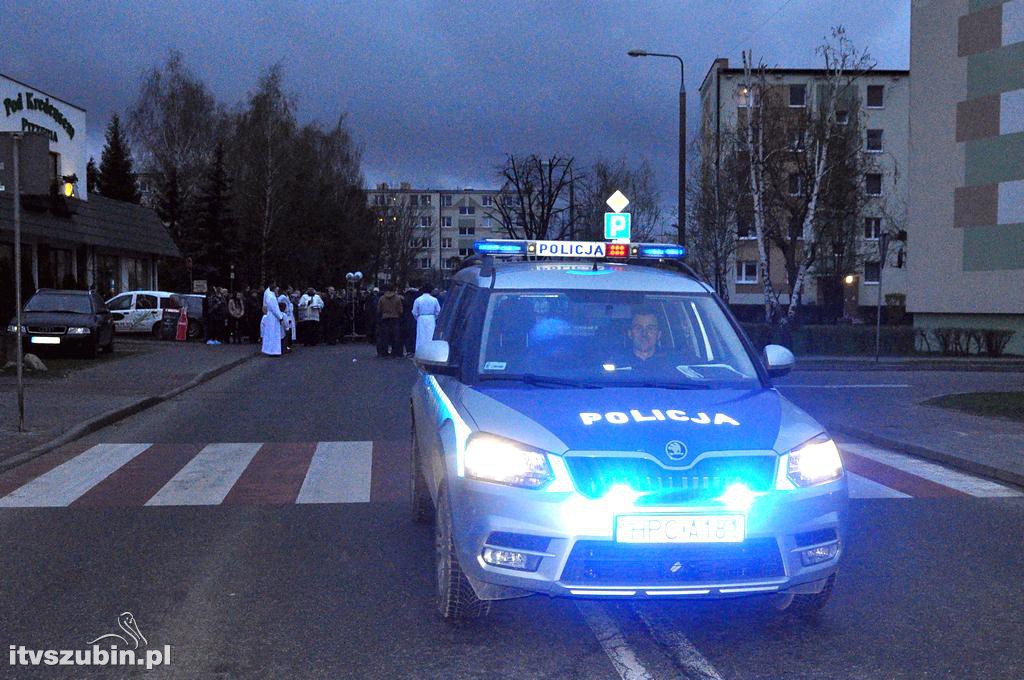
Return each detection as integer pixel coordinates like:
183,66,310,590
785,437,843,488
66,327,92,335
7,324,25,334
464,434,554,489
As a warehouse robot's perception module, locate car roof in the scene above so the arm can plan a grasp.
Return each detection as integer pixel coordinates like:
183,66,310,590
110,290,176,297
33,288,92,295
451,261,711,293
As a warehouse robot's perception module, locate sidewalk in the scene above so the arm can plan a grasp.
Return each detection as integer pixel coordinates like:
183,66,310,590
795,355,1024,372
0,338,256,468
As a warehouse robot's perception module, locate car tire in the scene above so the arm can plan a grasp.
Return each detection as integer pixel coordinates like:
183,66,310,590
151,323,163,339
102,334,115,354
81,339,99,359
411,425,434,524
435,487,490,621
774,573,836,618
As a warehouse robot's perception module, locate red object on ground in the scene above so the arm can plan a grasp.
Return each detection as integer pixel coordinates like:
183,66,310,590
175,306,189,341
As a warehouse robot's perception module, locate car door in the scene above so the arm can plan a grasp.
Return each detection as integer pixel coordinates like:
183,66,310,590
107,293,134,332
132,294,160,332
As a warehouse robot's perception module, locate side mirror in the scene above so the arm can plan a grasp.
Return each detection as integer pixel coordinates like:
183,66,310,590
763,344,795,378
415,340,450,368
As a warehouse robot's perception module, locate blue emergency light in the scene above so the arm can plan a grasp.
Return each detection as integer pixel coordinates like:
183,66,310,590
474,240,528,255
472,240,687,260
633,244,687,259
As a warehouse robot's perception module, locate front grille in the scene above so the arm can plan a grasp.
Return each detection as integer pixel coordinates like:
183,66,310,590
27,326,66,334
564,455,777,500
561,538,784,586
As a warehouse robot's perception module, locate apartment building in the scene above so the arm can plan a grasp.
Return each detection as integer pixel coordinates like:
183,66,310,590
367,182,512,274
908,0,1024,352
698,59,910,319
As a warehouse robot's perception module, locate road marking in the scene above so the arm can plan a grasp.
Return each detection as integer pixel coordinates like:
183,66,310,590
146,443,262,506
632,602,724,680
0,443,151,507
780,384,911,388
296,441,373,504
576,601,653,680
842,442,1023,497
846,472,912,499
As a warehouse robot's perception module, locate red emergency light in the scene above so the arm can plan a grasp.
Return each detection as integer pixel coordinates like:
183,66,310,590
606,243,629,258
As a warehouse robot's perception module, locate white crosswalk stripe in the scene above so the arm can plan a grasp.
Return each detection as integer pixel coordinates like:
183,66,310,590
296,441,373,504
146,442,262,506
0,443,151,508
845,472,911,499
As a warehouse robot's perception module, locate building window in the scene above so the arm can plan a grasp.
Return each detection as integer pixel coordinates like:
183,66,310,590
373,194,385,206
125,257,149,291
866,173,883,196
788,174,803,196
481,216,492,228
864,261,880,284
459,248,472,257
48,248,75,288
419,216,432,227
442,257,459,270
420,194,431,205
866,129,883,152
441,216,452,227
864,217,881,240
836,110,849,125
418,258,431,270
409,195,419,207
736,261,758,284
459,205,476,215
735,85,756,108
482,195,493,207
459,226,476,235
789,84,807,108
441,194,452,207
503,195,516,207
867,85,884,108
441,237,452,249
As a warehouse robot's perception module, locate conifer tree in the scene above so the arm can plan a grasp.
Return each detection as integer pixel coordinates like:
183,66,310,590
98,114,141,203
193,142,236,280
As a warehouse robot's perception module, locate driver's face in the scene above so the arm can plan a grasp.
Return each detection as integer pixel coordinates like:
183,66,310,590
628,314,660,356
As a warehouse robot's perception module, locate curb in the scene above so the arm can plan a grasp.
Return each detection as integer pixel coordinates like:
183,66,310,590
828,421,1024,489
796,360,1024,372
0,352,257,475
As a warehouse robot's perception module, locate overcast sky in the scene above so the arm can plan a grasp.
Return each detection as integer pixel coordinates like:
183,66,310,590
2,0,909,211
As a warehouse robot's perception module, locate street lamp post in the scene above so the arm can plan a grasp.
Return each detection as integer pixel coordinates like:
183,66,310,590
628,49,685,248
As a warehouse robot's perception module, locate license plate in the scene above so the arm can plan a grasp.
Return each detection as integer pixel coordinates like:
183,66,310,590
615,514,746,543
29,336,60,345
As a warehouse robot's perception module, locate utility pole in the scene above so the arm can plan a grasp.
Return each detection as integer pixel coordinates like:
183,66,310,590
875,233,890,362
12,133,25,431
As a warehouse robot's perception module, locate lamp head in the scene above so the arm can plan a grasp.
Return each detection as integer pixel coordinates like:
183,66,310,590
627,49,648,57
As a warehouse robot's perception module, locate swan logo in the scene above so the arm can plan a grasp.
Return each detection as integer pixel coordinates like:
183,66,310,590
88,612,147,650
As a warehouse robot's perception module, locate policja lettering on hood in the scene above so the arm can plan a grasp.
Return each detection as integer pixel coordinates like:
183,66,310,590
579,409,741,426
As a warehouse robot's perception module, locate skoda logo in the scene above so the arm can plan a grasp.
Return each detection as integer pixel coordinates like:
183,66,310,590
665,440,688,461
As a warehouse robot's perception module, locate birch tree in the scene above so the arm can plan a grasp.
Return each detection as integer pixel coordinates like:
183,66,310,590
740,27,875,329
687,133,741,299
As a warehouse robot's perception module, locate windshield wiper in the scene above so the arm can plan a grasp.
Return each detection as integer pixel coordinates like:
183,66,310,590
613,379,710,390
479,373,601,389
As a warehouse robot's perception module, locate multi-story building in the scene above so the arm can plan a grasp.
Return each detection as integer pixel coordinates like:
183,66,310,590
908,0,1024,353
698,59,910,319
367,182,511,275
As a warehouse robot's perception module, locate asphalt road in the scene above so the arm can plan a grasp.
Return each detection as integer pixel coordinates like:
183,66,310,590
1,344,1021,679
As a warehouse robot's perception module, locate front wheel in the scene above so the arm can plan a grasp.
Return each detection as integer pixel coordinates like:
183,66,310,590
435,488,490,621
773,573,836,619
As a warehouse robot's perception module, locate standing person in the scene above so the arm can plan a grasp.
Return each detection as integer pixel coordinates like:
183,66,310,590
402,283,419,357
246,288,261,343
298,287,325,346
323,287,343,344
278,291,295,353
227,292,245,344
207,288,226,345
376,284,403,357
261,283,284,356
412,286,442,354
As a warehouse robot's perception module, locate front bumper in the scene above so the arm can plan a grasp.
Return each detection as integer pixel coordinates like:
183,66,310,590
448,473,847,600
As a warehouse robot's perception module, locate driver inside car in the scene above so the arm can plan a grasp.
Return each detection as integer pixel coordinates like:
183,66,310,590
603,306,679,375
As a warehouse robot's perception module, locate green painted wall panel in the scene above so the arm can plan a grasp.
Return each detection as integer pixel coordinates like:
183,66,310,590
965,132,1024,185
967,43,1024,99
963,222,1024,270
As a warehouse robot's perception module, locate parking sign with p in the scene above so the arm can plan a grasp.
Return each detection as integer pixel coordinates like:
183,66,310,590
604,212,631,241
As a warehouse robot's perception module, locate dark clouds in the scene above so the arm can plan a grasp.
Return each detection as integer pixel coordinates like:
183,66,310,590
2,0,908,208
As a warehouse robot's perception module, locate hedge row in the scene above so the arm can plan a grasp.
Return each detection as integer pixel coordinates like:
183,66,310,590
739,324,1017,357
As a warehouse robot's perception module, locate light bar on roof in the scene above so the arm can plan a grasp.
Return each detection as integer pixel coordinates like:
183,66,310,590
471,240,687,260
474,240,528,255
633,244,686,259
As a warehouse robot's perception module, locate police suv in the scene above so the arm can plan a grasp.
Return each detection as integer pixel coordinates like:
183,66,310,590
411,240,847,620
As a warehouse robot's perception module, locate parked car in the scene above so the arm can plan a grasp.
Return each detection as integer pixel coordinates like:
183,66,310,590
6,289,115,358
106,290,180,337
156,293,205,340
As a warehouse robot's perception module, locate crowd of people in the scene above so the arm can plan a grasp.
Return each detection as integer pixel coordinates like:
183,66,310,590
207,282,444,358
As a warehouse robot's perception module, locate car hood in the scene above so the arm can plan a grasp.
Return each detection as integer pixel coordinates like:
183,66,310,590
13,311,95,327
459,384,824,463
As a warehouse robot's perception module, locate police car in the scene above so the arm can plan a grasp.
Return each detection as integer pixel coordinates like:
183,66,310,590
411,240,847,620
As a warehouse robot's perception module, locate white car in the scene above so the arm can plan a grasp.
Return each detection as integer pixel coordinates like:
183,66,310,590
106,290,180,336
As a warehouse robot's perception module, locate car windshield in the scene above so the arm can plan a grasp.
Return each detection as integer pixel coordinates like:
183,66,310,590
24,293,92,314
477,289,760,388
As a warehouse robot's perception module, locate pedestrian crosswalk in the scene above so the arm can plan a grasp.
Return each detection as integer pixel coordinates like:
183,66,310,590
0,440,1019,508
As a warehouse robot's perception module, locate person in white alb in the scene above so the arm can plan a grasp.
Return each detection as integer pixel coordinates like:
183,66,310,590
278,292,295,352
298,287,325,345
412,286,442,354
260,284,284,356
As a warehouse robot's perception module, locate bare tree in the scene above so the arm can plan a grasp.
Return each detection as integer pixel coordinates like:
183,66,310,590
739,27,876,328
370,194,427,288
687,132,743,298
576,158,663,242
486,154,580,240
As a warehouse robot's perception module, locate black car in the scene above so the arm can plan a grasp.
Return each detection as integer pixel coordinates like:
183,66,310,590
6,289,115,358
156,293,205,340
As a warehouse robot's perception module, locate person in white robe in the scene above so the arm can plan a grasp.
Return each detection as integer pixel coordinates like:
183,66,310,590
412,287,442,354
261,285,284,356
278,293,296,352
